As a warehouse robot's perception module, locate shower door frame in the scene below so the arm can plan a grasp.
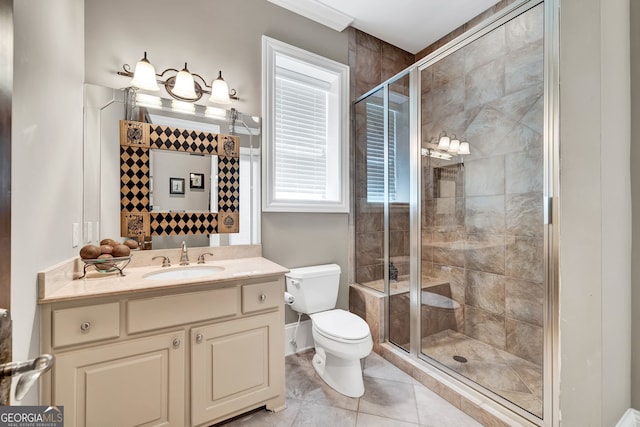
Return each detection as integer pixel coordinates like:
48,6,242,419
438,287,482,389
409,0,559,426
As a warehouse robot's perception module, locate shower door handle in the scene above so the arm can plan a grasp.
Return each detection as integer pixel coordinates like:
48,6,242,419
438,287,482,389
544,196,553,225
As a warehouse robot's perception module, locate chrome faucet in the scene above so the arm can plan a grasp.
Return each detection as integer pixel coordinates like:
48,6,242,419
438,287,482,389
180,241,189,265
152,255,171,267
197,252,214,264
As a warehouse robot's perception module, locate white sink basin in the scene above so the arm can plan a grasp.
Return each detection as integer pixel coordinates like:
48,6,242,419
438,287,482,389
143,265,225,281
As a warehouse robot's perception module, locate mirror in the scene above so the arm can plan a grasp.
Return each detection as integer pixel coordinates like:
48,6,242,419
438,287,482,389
83,84,261,249
149,150,217,213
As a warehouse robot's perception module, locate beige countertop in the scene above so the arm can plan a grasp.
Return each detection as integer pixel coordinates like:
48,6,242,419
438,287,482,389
38,245,289,304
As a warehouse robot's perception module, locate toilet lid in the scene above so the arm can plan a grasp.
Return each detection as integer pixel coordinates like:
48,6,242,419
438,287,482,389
311,309,370,341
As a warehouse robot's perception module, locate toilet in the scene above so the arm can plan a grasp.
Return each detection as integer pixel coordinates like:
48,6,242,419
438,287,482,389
285,264,372,397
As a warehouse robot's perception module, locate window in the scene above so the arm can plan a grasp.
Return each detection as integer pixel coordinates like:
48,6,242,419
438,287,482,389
366,103,396,203
262,36,349,212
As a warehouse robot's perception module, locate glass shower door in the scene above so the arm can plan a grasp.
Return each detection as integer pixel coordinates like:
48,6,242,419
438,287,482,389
354,74,412,352
387,75,411,351
419,3,545,419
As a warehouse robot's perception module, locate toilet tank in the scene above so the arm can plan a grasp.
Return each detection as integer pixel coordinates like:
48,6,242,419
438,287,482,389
285,264,341,315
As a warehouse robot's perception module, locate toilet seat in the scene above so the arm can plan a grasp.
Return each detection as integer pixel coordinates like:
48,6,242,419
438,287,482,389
310,309,370,342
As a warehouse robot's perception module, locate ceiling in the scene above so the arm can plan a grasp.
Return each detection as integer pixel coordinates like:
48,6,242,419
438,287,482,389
267,0,502,54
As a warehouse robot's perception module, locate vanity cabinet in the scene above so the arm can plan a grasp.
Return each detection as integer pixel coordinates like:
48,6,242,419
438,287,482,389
55,331,185,427
191,311,281,425
39,275,286,427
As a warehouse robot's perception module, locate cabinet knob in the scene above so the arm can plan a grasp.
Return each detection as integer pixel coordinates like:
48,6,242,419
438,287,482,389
260,294,267,302
195,333,203,343
80,322,91,332
172,338,181,348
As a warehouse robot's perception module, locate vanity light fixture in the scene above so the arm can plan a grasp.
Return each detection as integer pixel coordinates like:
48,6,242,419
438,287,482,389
118,52,239,104
430,131,471,158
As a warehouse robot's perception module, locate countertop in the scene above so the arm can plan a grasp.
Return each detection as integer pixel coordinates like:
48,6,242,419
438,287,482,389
39,250,289,304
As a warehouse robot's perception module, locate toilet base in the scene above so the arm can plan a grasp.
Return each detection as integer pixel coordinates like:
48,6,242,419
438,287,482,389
312,347,366,398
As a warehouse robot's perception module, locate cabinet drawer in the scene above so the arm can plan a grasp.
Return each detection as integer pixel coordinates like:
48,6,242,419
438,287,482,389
128,287,238,334
52,303,120,348
242,280,281,314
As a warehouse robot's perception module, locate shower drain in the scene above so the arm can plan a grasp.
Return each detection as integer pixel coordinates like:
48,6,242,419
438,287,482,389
452,355,468,363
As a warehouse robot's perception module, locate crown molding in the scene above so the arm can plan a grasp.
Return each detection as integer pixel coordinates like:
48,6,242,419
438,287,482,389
266,0,354,32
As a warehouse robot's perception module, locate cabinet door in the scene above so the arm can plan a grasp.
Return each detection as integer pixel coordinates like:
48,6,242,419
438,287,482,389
191,312,284,426
54,331,185,427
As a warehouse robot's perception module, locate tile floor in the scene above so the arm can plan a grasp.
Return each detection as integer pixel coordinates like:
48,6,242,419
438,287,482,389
219,350,483,427
421,329,543,418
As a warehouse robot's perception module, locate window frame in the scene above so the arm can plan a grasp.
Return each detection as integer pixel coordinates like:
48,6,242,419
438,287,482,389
262,35,349,213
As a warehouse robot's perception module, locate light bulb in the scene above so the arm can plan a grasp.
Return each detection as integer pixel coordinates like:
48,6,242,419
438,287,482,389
437,132,450,150
209,71,232,105
448,136,460,154
130,52,159,91
458,141,470,155
172,63,197,99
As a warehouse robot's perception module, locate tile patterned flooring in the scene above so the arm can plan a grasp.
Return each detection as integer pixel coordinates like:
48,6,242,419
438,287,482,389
219,351,483,427
421,329,543,418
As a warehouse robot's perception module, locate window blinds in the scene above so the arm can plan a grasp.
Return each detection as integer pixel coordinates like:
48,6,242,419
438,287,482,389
274,75,329,200
366,103,396,203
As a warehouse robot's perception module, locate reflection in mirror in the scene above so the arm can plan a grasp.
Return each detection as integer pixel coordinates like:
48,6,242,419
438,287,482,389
83,84,261,250
149,150,217,213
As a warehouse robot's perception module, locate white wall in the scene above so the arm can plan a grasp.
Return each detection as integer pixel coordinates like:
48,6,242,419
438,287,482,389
630,0,640,411
11,0,84,404
558,0,631,424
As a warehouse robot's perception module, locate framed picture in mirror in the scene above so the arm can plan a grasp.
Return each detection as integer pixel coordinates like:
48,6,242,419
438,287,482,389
170,177,185,195
190,172,204,190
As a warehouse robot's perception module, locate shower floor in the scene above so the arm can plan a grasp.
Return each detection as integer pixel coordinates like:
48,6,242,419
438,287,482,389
420,329,543,418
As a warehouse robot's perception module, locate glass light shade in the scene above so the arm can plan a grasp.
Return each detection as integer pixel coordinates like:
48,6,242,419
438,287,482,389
209,71,232,104
437,132,450,150
458,141,471,155
448,137,460,153
130,52,159,91
172,64,197,99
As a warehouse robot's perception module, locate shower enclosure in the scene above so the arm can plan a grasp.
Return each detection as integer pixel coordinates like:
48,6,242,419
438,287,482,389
354,0,550,423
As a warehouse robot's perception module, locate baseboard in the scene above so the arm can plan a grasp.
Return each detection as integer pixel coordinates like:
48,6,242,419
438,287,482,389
284,320,313,356
616,409,640,427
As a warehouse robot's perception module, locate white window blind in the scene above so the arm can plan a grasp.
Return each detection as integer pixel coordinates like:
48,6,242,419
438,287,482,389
367,103,396,203
274,75,329,200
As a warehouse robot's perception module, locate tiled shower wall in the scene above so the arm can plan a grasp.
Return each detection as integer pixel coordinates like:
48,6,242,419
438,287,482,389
348,28,414,100
421,4,545,365
349,28,413,286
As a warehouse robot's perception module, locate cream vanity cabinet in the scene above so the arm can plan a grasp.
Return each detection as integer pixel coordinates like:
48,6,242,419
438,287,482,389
39,275,286,427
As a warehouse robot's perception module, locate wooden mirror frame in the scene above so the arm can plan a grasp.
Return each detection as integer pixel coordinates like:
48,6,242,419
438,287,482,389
119,120,240,239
